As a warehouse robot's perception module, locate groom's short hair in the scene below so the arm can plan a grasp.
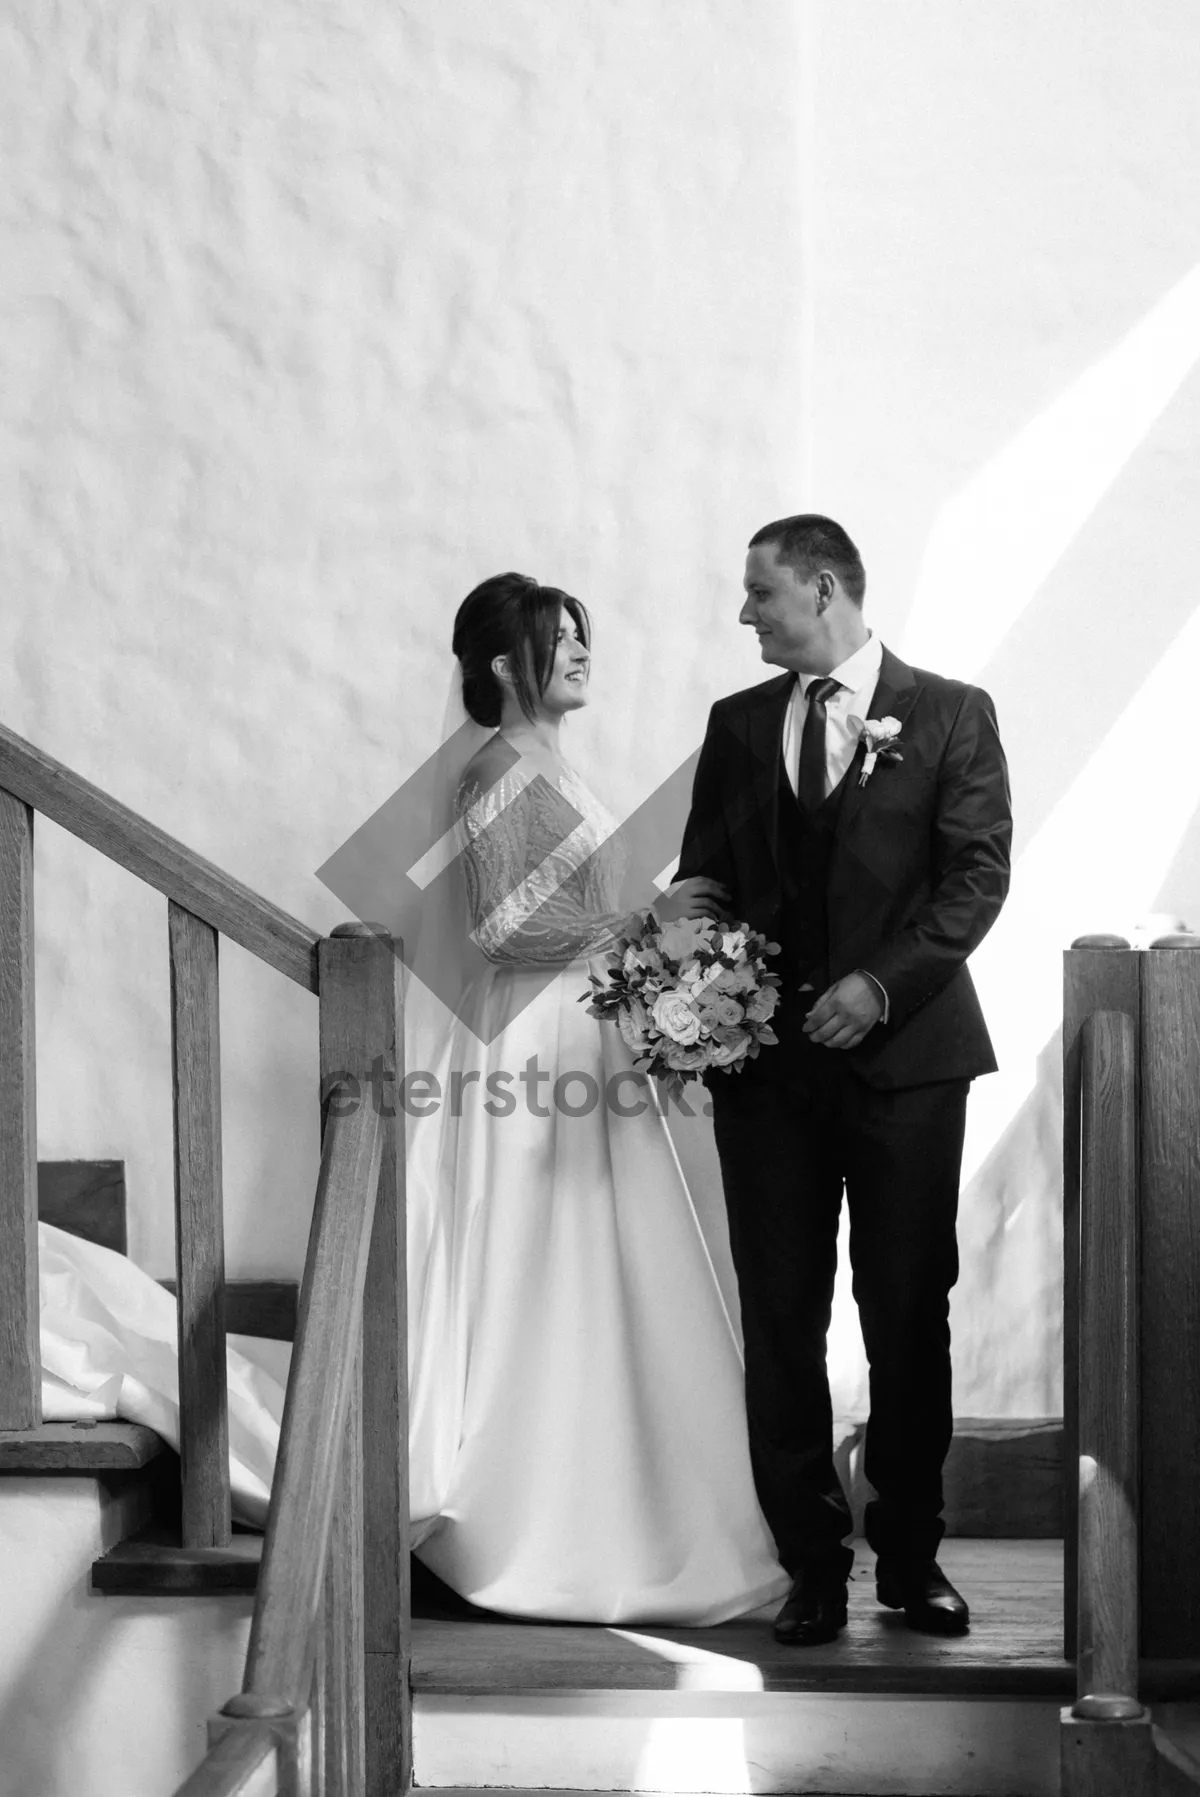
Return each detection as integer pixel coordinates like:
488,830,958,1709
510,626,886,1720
748,515,866,607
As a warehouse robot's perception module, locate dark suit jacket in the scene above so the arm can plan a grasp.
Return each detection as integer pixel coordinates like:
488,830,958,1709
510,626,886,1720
677,645,1012,1089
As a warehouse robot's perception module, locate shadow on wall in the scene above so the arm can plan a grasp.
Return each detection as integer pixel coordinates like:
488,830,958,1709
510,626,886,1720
953,1026,1064,1418
0,1482,252,1797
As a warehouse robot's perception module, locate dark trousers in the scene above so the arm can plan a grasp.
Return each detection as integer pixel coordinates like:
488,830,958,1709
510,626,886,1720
711,1033,969,1581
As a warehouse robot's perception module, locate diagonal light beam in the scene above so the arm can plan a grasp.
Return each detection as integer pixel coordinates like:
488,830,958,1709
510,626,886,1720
902,260,1200,675
962,597,1200,1185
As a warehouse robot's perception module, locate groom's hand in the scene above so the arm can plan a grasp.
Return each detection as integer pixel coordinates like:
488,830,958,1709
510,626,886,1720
802,973,884,1050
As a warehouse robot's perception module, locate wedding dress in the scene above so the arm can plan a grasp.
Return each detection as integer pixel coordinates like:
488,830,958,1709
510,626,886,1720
405,740,788,1623
29,735,787,1622
36,1220,285,1527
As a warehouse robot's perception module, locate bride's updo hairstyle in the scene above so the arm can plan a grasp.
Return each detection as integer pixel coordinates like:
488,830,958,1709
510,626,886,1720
452,572,591,727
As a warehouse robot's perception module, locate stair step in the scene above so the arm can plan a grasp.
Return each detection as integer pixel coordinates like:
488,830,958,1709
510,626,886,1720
412,1615,1073,1699
412,1541,1067,1794
408,1543,1199,1795
413,1540,1071,1701
0,1420,166,1472
92,1527,263,1595
413,1690,1063,1796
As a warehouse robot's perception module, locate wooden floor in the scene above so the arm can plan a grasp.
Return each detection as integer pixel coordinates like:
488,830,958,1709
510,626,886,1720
412,1539,1075,1698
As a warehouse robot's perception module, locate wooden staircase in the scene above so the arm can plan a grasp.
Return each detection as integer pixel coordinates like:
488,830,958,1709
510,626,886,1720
0,718,409,1796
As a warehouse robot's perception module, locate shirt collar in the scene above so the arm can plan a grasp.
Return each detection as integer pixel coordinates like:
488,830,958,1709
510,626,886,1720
797,630,882,699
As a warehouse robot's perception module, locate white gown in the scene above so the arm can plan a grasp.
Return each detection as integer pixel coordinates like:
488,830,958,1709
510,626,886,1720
405,747,788,1624
30,745,787,1624
36,1220,285,1527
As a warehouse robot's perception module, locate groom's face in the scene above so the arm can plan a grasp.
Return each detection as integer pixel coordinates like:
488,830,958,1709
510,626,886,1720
740,544,823,671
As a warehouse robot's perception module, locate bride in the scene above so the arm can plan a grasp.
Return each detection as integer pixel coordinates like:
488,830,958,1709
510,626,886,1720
30,571,787,1626
404,571,788,1623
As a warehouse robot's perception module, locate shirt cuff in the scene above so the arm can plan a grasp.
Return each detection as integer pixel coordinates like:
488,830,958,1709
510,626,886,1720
855,968,890,1025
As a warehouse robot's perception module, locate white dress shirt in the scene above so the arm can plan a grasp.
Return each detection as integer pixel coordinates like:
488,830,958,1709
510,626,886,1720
781,630,883,800
780,630,891,1022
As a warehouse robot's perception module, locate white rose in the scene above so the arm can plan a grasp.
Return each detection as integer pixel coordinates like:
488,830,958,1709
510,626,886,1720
651,991,703,1046
744,986,779,1023
720,929,748,960
684,962,723,1000
657,918,715,962
854,714,902,751
618,996,652,1052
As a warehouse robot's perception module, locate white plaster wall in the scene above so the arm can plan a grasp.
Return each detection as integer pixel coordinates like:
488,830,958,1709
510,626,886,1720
0,1479,252,1797
0,2,803,1290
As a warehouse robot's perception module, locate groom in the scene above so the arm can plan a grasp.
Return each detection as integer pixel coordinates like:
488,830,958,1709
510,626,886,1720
677,514,1011,1644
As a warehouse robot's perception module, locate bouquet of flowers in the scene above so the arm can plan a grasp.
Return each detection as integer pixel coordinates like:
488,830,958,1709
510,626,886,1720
581,913,781,1099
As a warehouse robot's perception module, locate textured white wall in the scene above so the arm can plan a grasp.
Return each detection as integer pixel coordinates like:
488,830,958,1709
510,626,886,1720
0,2,802,1283
0,1480,251,1797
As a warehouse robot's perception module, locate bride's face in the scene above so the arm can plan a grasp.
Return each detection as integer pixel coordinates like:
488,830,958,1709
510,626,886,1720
537,612,591,716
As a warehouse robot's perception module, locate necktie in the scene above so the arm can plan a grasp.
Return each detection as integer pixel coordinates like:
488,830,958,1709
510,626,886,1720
797,676,840,812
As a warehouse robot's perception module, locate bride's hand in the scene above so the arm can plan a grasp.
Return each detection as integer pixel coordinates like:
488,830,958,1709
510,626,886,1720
653,876,731,924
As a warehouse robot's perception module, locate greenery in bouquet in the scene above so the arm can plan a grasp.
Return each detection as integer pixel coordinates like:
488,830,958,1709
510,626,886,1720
581,913,782,1101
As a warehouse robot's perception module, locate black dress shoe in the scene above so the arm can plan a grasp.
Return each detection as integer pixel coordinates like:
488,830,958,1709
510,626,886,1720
772,1569,849,1646
875,1557,970,1635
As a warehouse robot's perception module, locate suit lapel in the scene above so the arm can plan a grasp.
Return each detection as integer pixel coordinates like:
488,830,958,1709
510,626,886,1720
834,644,922,843
743,673,794,873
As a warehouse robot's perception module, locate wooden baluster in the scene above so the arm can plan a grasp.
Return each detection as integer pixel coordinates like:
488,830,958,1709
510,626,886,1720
1062,937,1139,1656
1062,1008,1153,1797
0,789,38,1429
317,923,408,1797
310,1598,327,1797
322,1365,365,1796
170,899,231,1546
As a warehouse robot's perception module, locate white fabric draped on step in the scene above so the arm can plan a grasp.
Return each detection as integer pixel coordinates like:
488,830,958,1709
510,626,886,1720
37,1221,286,1527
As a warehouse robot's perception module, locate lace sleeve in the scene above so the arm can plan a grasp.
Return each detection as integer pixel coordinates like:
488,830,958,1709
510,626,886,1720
457,766,643,965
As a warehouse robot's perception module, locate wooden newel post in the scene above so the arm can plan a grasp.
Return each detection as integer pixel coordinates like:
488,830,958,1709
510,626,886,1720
0,789,39,1430
1062,1004,1154,1796
318,924,409,1797
1139,937,1200,1661
169,899,231,1547
1062,937,1139,1657
1076,1009,1139,1702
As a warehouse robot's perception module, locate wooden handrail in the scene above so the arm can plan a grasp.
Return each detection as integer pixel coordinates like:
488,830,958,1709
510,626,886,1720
0,711,408,1790
1075,1008,1140,1707
172,1720,281,1797
1154,1727,1200,1794
0,719,320,991
173,1084,385,1797
244,1093,384,1709
0,716,323,1499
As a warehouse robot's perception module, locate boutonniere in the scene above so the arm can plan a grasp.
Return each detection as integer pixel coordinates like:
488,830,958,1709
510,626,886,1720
853,715,904,787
